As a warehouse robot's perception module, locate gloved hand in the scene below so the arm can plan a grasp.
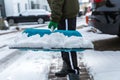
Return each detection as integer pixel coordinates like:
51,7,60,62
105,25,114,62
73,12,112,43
48,21,58,31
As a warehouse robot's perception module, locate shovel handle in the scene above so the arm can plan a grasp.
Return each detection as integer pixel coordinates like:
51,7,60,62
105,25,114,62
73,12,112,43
51,26,54,32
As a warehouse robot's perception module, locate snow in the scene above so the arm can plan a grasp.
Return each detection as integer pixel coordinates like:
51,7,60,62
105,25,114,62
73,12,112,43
9,31,94,49
0,51,52,80
0,47,17,60
0,17,120,80
82,50,120,80
17,23,47,29
0,32,19,48
78,26,117,41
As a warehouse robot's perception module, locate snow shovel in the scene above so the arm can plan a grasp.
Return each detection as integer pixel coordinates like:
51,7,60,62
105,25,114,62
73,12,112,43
9,28,90,52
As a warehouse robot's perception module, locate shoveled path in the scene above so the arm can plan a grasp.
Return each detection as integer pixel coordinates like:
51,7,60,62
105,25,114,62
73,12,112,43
48,57,93,80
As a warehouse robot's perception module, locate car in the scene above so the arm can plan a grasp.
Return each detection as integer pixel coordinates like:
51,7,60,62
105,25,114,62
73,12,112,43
5,9,51,25
88,0,120,37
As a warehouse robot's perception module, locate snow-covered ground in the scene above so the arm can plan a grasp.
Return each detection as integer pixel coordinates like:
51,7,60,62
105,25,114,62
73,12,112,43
82,50,120,80
0,51,53,80
0,17,119,80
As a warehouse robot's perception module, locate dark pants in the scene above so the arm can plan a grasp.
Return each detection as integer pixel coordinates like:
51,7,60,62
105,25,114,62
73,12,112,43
58,17,79,74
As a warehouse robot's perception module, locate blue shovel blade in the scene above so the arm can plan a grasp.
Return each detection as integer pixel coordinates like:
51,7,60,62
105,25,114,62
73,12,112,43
23,28,82,37
23,28,51,37
55,30,82,37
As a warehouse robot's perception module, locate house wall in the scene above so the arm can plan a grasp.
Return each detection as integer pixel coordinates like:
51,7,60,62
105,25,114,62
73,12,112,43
4,0,13,16
4,0,28,16
38,0,50,11
79,0,90,11
3,0,89,17
4,0,50,17
29,0,50,11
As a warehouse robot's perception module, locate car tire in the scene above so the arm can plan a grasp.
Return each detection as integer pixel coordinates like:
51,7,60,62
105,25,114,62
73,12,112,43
8,19,15,26
37,18,44,24
118,34,120,37
118,25,120,37
118,31,120,37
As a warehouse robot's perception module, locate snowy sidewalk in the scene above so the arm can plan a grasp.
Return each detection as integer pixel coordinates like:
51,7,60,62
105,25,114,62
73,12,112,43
0,51,52,80
48,53,92,80
82,50,120,80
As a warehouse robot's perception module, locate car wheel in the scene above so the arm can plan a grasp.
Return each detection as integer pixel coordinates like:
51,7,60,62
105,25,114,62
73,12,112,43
118,26,120,37
118,34,120,37
118,31,120,37
37,18,44,24
8,19,15,26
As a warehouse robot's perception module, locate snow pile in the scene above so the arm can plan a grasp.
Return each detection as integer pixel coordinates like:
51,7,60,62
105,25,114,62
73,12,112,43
78,27,117,42
0,51,52,80
82,50,120,80
9,32,94,49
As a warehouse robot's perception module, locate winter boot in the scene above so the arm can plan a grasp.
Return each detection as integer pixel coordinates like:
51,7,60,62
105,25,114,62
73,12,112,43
55,62,69,77
67,73,80,80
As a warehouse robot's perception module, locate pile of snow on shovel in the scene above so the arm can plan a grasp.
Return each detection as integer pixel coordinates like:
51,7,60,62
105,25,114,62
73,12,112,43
9,32,94,49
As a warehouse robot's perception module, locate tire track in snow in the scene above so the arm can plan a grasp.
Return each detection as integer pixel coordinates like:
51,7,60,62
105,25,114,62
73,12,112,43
0,45,7,49
0,50,25,72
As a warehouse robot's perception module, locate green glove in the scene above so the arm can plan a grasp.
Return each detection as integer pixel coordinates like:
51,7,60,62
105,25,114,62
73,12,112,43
48,21,58,30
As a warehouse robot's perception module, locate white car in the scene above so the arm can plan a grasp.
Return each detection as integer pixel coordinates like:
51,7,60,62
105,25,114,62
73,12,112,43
6,9,51,25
